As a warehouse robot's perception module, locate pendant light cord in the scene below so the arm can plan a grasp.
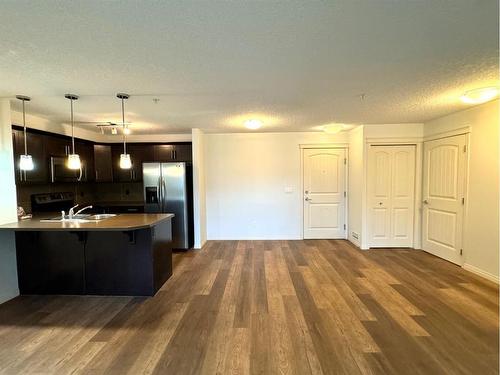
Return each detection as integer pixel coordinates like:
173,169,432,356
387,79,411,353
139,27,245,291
70,98,75,154
122,97,127,154
22,99,27,156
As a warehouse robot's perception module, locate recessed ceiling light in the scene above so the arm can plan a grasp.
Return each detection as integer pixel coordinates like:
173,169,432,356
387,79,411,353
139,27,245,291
460,87,499,104
322,124,345,134
244,119,262,130
123,126,131,135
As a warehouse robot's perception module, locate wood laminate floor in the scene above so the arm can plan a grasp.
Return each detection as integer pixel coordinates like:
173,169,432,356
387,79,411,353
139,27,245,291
0,240,498,374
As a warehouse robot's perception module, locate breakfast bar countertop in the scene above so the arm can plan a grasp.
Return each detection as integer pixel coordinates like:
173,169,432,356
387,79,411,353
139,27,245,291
0,213,174,232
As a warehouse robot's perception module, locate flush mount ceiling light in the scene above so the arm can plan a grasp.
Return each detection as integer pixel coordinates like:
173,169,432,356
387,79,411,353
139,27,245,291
322,124,345,134
117,93,132,169
244,119,262,130
111,127,118,135
460,87,499,104
123,126,131,135
16,95,34,171
64,94,81,170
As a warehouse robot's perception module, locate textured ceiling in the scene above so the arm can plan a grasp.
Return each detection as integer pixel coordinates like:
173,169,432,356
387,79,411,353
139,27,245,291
0,0,498,134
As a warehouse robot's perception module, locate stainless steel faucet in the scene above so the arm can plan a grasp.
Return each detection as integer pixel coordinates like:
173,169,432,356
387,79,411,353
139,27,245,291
74,205,93,217
68,204,93,219
68,204,79,219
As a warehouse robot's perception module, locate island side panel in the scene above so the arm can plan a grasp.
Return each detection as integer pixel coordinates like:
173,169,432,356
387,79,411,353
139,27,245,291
16,231,86,295
152,219,173,292
84,229,154,296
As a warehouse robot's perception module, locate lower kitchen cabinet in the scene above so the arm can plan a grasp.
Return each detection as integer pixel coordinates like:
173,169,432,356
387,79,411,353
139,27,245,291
15,219,173,296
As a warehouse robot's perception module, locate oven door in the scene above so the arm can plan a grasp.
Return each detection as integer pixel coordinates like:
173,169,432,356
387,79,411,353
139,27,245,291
50,157,87,183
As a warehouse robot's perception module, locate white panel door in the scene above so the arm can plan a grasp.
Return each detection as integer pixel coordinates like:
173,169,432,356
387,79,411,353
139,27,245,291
303,148,346,239
368,145,416,247
422,134,467,265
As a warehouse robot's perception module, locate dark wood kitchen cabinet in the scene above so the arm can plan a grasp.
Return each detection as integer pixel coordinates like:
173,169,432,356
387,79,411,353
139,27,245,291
12,130,48,184
153,144,192,162
45,135,71,157
76,140,95,182
111,144,154,182
93,145,113,182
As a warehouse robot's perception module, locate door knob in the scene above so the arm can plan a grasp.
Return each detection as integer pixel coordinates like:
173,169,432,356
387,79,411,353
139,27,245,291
305,197,312,201
423,200,429,204
378,202,383,205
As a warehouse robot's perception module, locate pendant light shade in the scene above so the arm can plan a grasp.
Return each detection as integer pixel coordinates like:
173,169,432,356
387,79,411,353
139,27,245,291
117,93,132,169
67,154,81,169
19,154,34,171
16,95,34,171
119,154,132,169
65,94,81,170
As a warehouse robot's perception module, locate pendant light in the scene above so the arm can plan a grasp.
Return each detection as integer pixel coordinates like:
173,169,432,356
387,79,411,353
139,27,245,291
16,95,34,171
117,93,132,169
65,94,81,169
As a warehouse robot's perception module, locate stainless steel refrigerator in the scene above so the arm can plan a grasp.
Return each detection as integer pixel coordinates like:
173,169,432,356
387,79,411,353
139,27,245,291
143,162,193,250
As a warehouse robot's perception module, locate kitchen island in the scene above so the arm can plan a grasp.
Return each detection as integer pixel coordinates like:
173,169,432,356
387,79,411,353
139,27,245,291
0,213,174,296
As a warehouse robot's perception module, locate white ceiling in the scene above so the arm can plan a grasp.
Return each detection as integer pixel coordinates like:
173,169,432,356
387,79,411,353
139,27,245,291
0,1,498,134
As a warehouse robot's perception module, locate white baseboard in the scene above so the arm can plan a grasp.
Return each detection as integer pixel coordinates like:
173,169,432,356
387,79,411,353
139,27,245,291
462,263,499,284
348,237,361,249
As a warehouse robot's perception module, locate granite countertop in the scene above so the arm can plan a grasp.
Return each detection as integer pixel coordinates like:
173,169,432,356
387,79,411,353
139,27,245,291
0,213,174,232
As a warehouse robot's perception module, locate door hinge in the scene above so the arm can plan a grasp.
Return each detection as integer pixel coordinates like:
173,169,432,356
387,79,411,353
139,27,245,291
344,191,347,198
460,249,463,255
344,158,347,165
343,224,346,230
461,197,465,205
463,145,467,153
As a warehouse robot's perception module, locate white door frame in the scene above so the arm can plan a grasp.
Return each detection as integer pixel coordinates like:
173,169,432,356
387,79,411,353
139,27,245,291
299,144,349,240
422,128,471,266
364,138,423,249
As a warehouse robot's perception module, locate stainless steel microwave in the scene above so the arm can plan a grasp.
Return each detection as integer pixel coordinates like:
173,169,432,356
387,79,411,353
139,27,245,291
50,156,87,183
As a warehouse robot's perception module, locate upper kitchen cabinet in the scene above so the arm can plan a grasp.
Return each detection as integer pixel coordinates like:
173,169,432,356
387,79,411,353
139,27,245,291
75,140,95,182
12,129,48,184
45,135,71,157
111,144,154,182
93,145,113,182
153,144,192,162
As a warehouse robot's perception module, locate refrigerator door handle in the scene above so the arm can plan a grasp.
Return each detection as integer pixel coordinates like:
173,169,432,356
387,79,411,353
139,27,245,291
158,176,163,211
162,177,167,211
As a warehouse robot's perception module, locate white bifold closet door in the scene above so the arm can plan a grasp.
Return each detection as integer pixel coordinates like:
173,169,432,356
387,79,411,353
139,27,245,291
368,145,416,247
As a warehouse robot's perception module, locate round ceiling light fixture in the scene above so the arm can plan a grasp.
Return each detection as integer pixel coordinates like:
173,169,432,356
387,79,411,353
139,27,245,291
460,87,499,104
244,119,262,130
322,124,345,134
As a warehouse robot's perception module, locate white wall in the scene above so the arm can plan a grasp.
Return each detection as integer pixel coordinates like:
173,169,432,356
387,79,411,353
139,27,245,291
192,129,207,248
364,123,424,139
205,131,349,240
424,100,499,281
348,126,364,247
0,99,19,303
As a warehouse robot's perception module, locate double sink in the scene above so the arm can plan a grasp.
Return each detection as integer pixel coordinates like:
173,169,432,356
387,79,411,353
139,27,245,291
40,214,117,223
